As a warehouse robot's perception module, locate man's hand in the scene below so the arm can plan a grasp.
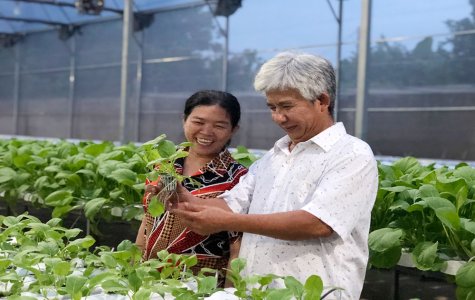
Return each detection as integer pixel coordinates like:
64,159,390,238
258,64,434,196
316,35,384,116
172,202,231,235
165,183,198,210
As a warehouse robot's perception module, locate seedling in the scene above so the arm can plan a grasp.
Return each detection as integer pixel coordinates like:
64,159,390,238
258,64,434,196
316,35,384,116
139,134,192,217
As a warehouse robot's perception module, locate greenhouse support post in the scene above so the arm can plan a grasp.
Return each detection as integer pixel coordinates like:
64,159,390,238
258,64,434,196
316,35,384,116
355,0,371,140
222,15,229,92
119,0,134,144
326,0,344,121
67,35,77,138
13,44,21,135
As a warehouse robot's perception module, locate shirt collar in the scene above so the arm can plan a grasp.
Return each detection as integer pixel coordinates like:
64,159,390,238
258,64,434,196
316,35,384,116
274,122,347,153
309,122,347,152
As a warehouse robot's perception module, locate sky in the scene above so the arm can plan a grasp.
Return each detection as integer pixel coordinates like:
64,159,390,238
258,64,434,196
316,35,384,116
225,0,471,62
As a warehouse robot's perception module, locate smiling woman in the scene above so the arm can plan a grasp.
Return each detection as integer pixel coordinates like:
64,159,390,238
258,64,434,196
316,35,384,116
135,90,248,287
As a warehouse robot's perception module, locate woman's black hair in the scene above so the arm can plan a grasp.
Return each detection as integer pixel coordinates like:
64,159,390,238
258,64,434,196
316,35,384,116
183,90,241,129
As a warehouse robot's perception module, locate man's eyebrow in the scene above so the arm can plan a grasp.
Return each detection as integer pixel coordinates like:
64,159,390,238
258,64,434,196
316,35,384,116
267,101,293,106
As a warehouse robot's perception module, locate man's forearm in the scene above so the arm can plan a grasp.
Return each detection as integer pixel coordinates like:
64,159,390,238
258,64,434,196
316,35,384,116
223,210,333,241
193,197,233,212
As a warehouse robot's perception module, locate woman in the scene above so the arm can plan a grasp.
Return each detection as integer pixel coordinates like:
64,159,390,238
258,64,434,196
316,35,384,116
135,90,248,286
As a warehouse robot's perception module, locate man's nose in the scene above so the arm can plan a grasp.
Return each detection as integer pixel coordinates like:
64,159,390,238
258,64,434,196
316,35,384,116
272,111,287,124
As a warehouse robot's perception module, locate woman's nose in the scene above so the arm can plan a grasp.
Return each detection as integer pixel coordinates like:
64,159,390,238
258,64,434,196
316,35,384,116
201,123,214,134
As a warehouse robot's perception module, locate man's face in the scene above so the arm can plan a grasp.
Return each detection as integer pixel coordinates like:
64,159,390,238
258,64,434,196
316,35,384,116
266,89,333,144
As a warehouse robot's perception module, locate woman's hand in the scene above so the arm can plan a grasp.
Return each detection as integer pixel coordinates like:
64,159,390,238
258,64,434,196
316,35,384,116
144,181,163,196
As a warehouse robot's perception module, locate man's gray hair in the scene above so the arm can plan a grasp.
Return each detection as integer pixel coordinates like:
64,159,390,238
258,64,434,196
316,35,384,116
254,52,336,114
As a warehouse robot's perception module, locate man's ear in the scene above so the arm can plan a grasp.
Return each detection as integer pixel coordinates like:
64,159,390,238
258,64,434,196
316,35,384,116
317,93,330,112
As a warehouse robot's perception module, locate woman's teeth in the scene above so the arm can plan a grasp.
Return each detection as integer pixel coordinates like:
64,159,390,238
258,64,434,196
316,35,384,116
197,138,212,145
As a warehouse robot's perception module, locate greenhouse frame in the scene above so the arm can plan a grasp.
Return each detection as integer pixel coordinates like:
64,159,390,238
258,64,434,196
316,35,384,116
1,0,475,299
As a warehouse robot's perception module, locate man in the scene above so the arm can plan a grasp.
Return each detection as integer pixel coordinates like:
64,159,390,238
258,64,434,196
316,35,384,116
172,52,378,299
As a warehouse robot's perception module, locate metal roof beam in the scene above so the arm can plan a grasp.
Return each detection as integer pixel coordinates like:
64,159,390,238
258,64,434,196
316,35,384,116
4,0,123,14
0,15,69,26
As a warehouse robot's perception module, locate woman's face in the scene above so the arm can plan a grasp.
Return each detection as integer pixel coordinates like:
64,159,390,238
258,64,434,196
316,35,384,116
183,104,236,158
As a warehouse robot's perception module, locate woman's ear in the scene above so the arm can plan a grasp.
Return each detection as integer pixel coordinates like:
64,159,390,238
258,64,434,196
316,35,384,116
232,125,240,135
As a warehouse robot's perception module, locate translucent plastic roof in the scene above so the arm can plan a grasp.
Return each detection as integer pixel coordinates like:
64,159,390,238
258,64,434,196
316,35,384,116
0,0,204,34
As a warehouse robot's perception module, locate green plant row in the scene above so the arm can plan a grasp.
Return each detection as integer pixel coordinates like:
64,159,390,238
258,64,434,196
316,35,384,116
2,138,475,298
0,138,149,234
368,157,475,299
0,137,257,233
0,213,327,300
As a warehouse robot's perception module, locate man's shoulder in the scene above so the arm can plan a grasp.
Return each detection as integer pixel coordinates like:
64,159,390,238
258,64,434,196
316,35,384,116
333,132,374,155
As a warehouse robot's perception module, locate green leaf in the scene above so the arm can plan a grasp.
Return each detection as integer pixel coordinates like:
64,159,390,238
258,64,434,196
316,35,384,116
64,228,82,239
65,275,87,296
303,275,324,300
417,184,439,198
266,289,293,300
7,296,37,300
101,279,129,293
369,246,402,268
257,274,279,286
284,275,304,297
407,201,426,212
0,259,12,271
454,166,475,184
13,153,31,168
46,218,62,227
368,228,403,252
455,185,469,213
380,186,412,193
456,261,475,288
44,165,63,173
148,197,165,217
87,271,116,289
96,150,125,162
84,198,108,219
128,270,142,292
393,157,422,174
435,207,460,231
38,240,60,256
0,167,16,183
157,140,177,158
456,286,475,300
52,205,74,218
230,258,246,273
45,190,74,207
101,253,117,268
109,169,137,186
133,288,152,300
109,188,123,199
197,276,217,294
182,255,198,268
53,261,72,276
122,205,143,221
389,200,409,211
64,236,95,252
76,169,97,180
83,143,108,157
412,242,441,271
142,134,167,147
423,196,456,211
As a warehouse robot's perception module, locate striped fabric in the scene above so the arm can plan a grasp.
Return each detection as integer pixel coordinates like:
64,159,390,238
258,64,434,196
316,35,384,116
141,149,248,285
